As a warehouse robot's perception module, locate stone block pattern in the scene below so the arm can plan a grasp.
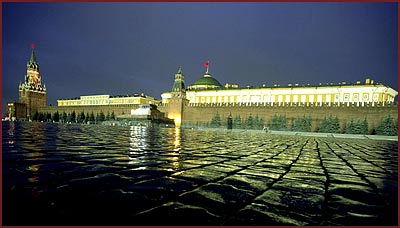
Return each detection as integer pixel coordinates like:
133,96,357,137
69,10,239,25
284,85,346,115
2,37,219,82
2,123,397,226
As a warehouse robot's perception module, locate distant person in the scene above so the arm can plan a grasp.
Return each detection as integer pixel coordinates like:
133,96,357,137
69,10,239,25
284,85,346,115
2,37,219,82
263,126,270,133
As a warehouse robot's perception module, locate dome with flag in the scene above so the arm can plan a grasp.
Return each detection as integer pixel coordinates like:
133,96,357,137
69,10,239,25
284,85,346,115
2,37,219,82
188,72,223,90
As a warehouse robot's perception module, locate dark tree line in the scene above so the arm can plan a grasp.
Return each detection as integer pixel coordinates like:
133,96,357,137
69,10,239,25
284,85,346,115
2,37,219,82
209,113,265,129
207,112,397,136
31,110,116,124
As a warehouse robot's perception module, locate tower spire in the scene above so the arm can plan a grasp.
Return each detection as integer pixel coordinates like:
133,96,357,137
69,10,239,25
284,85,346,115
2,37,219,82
172,66,185,93
27,43,39,71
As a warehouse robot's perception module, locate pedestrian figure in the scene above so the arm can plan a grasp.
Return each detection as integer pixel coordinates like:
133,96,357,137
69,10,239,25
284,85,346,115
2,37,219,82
263,126,270,133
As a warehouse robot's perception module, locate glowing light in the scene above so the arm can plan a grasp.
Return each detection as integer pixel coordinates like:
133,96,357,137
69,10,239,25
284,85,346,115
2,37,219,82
174,127,181,151
174,116,181,127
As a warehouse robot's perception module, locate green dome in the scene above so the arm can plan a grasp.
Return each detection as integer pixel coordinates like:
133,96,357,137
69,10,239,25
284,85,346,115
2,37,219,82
190,74,222,89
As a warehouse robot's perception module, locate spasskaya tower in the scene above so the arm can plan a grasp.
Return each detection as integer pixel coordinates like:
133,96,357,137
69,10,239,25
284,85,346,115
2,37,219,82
18,44,47,120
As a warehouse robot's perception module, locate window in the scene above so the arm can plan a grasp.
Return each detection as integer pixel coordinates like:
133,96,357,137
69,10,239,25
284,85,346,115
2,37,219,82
301,95,306,103
293,95,298,103
343,93,350,102
353,93,359,102
363,93,369,101
317,95,322,103
373,94,379,102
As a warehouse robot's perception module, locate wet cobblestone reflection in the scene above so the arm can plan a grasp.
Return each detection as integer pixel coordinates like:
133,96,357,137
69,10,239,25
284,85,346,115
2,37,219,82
2,122,398,225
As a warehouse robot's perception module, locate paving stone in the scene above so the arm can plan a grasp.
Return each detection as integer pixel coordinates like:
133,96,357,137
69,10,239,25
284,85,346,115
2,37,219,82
133,202,221,225
178,183,255,216
328,173,369,186
219,174,274,193
3,124,398,226
328,183,379,205
171,168,228,183
225,203,308,226
125,176,198,196
57,173,132,192
238,169,283,179
254,188,324,216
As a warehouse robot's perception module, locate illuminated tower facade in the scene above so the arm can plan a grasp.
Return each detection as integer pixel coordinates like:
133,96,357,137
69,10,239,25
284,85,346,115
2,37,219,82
19,45,47,119
167,67,188,127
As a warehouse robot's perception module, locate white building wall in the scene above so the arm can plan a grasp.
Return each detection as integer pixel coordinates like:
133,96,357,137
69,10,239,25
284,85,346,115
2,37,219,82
160,84,397,106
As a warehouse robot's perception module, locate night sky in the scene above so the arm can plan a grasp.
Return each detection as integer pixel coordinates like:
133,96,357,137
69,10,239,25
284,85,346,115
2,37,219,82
2,2,398,112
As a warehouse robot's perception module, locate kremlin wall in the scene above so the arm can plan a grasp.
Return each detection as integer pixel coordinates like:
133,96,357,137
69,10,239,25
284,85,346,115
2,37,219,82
6,47,398,134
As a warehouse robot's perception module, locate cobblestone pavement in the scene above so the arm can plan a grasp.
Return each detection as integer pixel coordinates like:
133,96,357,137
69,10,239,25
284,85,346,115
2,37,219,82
3,123,398,225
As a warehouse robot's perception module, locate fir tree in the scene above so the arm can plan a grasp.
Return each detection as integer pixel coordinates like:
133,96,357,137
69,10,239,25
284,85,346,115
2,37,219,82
71,111,76,123
77,111,85,123
269,114,287,131
53,111,60,122
38,112,44,122
253,115,261,129
233,115,242,129
258,117,265,129
210,112,222,127
46,112,51,122
66,113,72,123
361,118,369,134
32,111,39,121
98,111,105,122
319,115,340,133
89,112,95,123
245,114,254,129
61,112,67,123
376,114,397,136
292,115,312,132
345,120,355,134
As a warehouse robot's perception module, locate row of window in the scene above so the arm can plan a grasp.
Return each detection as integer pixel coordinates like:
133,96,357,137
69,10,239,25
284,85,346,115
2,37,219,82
190,93,387,104
58,97,153,106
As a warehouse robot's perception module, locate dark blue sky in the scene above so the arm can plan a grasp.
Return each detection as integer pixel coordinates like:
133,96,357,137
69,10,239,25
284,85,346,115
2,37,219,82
2,2,398,110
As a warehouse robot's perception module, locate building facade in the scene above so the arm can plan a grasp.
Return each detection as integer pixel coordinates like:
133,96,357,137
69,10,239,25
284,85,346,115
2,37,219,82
159,67,398,132
6,102,27,121
162,71,397,107
57,93,157,107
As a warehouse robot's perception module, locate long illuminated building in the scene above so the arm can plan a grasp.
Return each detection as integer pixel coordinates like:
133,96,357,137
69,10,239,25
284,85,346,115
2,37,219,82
162,69,397,106
57,93,157,107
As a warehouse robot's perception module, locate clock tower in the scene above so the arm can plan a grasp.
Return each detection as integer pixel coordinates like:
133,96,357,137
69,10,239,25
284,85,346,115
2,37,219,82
19,44,47,120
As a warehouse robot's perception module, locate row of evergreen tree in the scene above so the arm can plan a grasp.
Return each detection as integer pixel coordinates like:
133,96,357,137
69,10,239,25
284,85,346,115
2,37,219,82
208,113,397,136
31,110,116,123
210,113,265,129
268,114,397,135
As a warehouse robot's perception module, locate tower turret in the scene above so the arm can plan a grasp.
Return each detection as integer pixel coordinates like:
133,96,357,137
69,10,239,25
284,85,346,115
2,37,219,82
171,66,186,97
167,67,189,127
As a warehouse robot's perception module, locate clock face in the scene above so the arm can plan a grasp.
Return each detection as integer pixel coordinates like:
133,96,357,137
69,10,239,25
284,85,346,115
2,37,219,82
31,75,39,85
